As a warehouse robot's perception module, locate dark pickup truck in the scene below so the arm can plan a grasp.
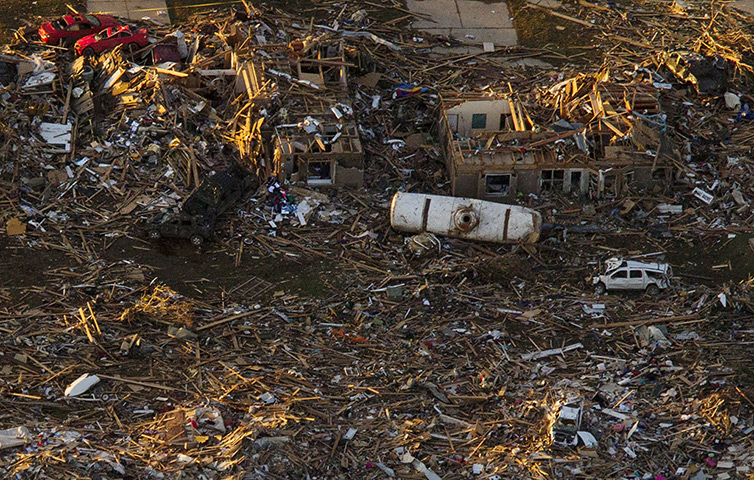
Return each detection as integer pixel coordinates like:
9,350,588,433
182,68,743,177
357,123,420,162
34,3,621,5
146,212,216,246
145,163,256,246
183,163,255,217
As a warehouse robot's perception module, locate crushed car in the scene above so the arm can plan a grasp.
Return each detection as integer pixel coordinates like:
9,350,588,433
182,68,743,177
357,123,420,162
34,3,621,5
75,25,149,56
660,50,727,95
146,163,255,246
38,14,119,46
551,399,582,449
592,257,672,295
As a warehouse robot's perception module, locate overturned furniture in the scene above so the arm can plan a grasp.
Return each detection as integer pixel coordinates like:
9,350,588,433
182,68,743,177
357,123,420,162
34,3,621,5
390,192,541,244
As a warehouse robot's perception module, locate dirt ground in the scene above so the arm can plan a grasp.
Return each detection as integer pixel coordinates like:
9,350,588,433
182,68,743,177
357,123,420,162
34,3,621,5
2,211,747,311
0,230,340,308
0,0,747,323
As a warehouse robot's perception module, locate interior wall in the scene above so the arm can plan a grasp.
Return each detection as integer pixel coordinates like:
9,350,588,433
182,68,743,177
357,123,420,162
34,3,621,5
444,99,512,136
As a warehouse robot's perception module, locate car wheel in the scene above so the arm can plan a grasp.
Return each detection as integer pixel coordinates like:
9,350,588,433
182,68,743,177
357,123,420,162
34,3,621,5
594,282,606,295
190,235,204,246
148,230,161,240
645,284,660,296
82,47,95,57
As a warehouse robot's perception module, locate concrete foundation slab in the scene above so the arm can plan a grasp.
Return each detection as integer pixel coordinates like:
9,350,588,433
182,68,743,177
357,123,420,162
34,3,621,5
407,0,517,47
88,0,170,24
733,0,754,15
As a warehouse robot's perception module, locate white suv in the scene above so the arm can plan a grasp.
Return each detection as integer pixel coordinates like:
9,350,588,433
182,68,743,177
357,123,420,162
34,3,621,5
592,257,672,295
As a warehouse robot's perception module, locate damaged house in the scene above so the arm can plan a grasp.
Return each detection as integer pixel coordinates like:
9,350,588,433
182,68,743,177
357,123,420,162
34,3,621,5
439,75,676,202
438,92,589,202
233,35,363,187
273,39,363,187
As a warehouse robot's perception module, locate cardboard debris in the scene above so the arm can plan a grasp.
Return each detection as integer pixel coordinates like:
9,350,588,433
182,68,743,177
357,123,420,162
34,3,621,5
5,217,26,235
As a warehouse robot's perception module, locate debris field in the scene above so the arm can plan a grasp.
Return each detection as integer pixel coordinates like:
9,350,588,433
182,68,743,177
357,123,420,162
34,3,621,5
2,1,754,479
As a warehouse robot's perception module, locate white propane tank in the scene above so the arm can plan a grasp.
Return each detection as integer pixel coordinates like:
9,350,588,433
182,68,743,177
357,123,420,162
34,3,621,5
390,192,541,244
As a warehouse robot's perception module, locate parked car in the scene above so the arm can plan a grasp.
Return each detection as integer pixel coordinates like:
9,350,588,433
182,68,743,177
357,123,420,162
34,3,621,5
592,257,672,295
551,400,582,449
38,14,119,46
145,212,216,246
74,25,149,56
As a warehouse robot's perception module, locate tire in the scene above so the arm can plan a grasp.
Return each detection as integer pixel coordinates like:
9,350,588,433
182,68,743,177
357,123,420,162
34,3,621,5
190,234,204,246
148,230,161,240
82,47,95,57
594,282,606,295
645,284,660,296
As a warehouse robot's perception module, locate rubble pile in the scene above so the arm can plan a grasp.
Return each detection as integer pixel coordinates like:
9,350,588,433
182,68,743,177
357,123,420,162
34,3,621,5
3,1,754,479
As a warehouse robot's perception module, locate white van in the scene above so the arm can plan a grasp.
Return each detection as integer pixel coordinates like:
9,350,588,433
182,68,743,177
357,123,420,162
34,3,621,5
592,257,672,295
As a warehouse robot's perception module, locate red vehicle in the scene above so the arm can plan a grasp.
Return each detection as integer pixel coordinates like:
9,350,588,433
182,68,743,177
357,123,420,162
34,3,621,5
38,14,119,46
74,26,149,56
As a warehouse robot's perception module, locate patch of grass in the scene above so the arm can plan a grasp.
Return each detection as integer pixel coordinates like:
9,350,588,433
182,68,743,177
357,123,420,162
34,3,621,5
0,0,86,43
166,0,242,24
507,0,591,54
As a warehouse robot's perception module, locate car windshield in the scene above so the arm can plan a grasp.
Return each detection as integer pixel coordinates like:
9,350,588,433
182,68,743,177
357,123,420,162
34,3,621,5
94,29,113,41
603,257,623,273
85,15,101,27
52,19,66,30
